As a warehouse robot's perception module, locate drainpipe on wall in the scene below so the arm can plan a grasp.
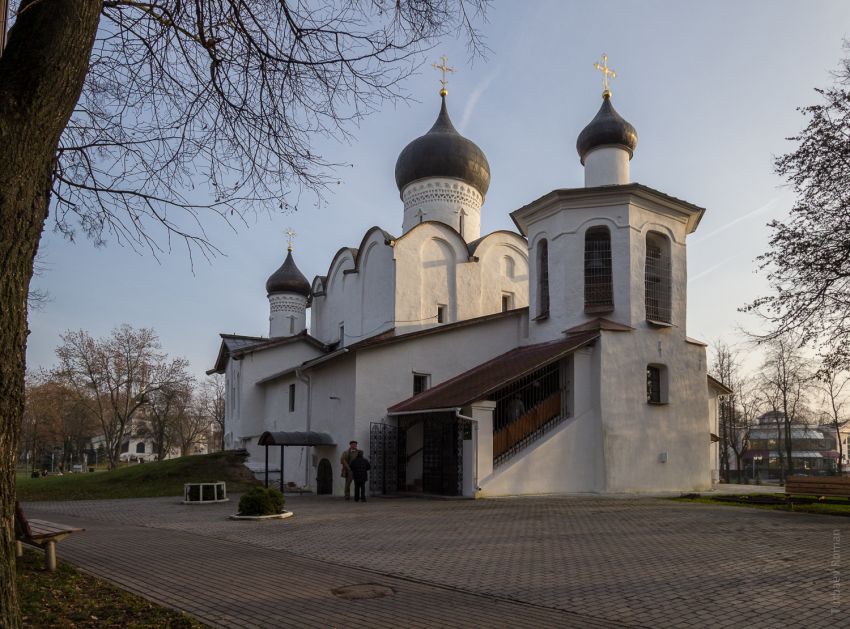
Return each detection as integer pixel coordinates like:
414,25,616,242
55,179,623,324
455,408,479,493
296,367,312,487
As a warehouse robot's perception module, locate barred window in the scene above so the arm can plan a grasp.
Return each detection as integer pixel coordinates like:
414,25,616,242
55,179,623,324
645,232,672,323
537,239,550,318
584,227,613,312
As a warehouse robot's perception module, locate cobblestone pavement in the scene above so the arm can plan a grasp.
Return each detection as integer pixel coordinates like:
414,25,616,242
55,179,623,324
26,494,845,628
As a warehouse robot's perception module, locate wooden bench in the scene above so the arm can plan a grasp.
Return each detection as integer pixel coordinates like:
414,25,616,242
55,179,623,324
785,475,850,499
14,502,84,571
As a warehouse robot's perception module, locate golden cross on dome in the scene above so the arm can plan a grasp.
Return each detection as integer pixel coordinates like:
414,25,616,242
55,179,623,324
285,227,296,252
432,55,455,97
594,53,617,97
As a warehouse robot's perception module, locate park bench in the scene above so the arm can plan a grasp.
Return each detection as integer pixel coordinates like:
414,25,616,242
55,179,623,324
14,501,84,571
785,475,850,499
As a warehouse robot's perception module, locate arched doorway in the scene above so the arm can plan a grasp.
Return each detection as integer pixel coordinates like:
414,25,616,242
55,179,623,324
316,458,333,495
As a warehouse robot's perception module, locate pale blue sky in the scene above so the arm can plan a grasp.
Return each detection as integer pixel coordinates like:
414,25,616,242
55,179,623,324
27,0,850,378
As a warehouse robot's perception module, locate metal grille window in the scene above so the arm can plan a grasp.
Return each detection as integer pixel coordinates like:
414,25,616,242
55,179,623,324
645,232,672,323
584,227,614,311
537,239,550,318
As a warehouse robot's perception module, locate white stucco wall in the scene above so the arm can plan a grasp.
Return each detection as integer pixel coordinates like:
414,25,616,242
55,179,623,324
597,331,711,492
353,311,528,443
393,222,529,333
523,190,693,344
223,339,324,457
480,349,607,495
311,223,528,347
311,248,356,345
584,146,630,187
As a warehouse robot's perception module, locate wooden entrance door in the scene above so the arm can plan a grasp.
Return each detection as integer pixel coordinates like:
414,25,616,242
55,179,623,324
316,458,333,495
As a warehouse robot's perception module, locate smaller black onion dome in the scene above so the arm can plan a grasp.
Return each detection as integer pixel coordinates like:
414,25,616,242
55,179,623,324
576,93,638,165
266,250,311,296
394,95,490,198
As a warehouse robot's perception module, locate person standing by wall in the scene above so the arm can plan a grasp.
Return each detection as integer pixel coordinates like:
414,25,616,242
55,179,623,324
340,440,362,500
349,451,371,503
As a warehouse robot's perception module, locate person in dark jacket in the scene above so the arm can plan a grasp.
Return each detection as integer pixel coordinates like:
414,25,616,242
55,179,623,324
349,451,371,503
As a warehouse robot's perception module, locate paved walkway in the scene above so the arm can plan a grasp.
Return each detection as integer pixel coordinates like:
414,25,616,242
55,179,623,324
25,494,846,628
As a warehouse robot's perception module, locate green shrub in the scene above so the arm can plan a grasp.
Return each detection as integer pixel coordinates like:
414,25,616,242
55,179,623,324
238,486,285,516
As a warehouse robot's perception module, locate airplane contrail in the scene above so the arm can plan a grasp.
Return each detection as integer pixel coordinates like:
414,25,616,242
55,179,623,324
690,197,780,245
688,254,740,283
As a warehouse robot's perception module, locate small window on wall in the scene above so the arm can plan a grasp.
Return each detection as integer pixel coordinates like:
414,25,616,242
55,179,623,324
536,239,550,319
647,364,668,405
413,373,431,395
288,383,296,412
437,305,447,324
339,323,345,345
501,293,514,312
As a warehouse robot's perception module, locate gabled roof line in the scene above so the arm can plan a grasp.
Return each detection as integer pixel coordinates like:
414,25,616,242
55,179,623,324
388,332,598,414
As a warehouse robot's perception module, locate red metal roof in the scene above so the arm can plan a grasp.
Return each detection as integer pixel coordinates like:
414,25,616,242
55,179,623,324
387,332,598,414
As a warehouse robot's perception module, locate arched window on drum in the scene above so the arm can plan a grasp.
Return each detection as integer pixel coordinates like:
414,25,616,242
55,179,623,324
645,232,672,324
584,227,613,312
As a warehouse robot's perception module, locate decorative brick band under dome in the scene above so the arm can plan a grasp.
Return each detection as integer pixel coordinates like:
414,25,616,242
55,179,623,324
401,177,483,240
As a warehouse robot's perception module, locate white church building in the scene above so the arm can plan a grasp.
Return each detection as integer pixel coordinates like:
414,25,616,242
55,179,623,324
210,68,728,497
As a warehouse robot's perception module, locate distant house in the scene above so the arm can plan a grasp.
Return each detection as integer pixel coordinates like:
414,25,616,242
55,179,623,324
89,417,218,464
743,412,841,479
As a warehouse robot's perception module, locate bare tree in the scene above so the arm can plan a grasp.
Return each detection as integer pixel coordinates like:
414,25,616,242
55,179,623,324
0,3,488,623
760,335,810,480
730,375,762,483
815,361,850,475
711,343,764,483
140,384,186,460
710,342,735,481
746,43,850,367
174,391,210,456
55,325,190,469
199,374,225,451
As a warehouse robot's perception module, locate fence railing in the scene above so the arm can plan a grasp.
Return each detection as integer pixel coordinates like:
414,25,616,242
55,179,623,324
493,391,562,462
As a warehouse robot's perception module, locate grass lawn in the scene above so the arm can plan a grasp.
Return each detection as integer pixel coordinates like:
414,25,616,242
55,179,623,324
672,493,850,516
16,451,259,501
17,549,205,628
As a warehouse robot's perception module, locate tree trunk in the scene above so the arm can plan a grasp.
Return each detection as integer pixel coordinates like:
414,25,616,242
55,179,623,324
0,3,100,626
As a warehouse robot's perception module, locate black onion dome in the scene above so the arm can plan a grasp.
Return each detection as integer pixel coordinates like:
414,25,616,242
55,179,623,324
266,251,311,296
394,96,490,198
576,93,638,165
